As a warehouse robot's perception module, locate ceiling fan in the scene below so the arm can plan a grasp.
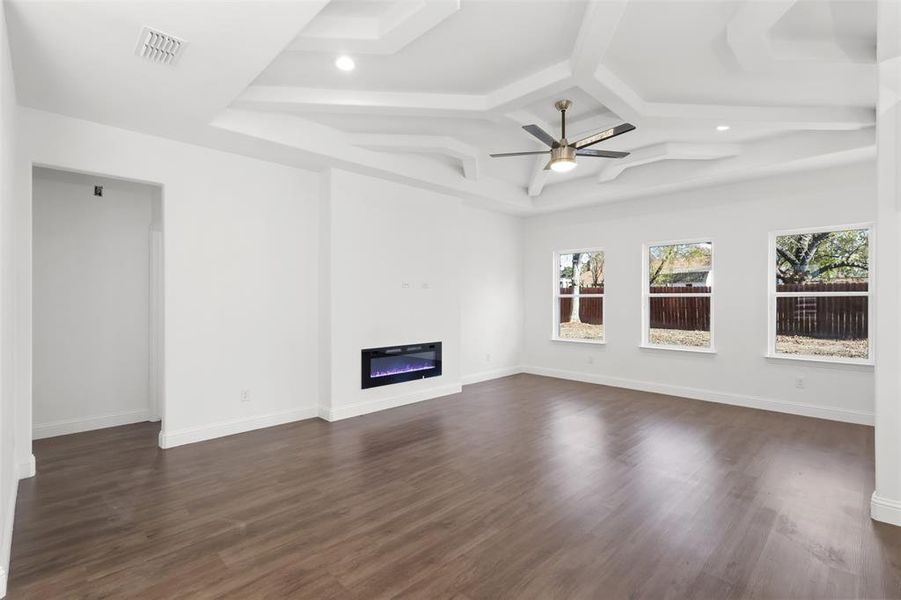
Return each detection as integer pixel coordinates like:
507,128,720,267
490,100,635,173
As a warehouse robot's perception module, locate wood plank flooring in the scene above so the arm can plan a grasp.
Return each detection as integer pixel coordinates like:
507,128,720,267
8,374,901,599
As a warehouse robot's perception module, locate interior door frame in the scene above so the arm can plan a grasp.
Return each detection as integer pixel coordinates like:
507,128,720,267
27,163,167,471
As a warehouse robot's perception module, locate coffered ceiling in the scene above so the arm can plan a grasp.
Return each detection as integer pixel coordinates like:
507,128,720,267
6,0,878,214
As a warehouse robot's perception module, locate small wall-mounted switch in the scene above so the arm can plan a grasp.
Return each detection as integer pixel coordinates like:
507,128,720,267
240,389,251,402
94,185,103,197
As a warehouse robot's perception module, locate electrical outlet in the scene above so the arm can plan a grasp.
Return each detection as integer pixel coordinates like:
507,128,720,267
795,376,805,390
240,389,251,402
485,353,492,363
587,355,595,365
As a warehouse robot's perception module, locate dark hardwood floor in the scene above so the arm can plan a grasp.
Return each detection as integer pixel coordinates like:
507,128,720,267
8,374,901,599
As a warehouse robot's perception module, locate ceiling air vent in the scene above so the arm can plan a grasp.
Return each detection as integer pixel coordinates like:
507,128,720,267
135,27,185,65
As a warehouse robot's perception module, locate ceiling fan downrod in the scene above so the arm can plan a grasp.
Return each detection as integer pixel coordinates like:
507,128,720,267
555,99,572,144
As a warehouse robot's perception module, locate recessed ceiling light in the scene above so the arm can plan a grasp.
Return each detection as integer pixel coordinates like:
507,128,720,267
716,124,731,131
335,55,355,72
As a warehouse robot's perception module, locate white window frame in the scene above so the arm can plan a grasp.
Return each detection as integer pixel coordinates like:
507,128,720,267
641,238,715,353
767,223,875,366
552,248,606,345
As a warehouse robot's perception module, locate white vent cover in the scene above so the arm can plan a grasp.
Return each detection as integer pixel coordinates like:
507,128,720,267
135,27,185,65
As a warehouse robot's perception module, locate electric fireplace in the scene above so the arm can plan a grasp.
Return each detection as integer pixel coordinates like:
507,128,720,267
361,342,442,389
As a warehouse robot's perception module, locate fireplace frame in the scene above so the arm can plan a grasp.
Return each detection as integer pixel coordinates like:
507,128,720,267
361,342,442,389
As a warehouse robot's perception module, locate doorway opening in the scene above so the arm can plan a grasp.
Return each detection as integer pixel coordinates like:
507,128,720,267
31,166,164,443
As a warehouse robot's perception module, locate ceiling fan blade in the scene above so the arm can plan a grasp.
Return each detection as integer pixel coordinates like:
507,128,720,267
574,123,636,150
522,124,558,148
489,150,551,158
576,149,630,159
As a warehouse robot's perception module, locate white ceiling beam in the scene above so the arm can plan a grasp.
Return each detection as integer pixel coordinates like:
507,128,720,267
225,0,873,208
638,104,875,131
533,128,874,212
211,109,532,212
236,60,574,120
505,109,556,197
486,61,575,113
288,0,460,55
235,86,487,118
568,0,874,131
349,133,480,180
597,142,741,183
239,23,872,132
576,67,874,131
569,0,642,122
726,0,875,76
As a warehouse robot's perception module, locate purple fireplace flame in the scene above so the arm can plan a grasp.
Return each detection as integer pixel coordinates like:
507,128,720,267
370,356,436,378
362,342,442,389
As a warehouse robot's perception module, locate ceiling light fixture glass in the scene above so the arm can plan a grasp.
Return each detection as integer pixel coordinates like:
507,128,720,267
550,157,577,172
549,145,578,173
716,124,731,131
335,55,355,71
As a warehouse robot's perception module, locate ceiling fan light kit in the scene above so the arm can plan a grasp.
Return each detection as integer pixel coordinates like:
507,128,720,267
489,99,636,173
549,145,578,172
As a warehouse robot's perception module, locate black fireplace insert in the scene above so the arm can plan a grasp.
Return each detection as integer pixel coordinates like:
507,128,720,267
361,342,442,389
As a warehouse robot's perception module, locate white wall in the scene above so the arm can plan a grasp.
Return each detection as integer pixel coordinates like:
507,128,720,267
32,168,156,438
522,162,877,424
460,205,523,383
0,1,22,594
316,172,525,419
320,170,463,419
19,108,321,449
314,171,526,419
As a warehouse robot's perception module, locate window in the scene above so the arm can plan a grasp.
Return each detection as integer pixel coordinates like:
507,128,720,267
769,225,872,363
642,240,713,351
554,250,605,343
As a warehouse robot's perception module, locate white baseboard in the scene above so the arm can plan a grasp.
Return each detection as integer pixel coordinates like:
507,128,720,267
320,383,462,422
521,365,874,426
16,455,35,480
871,492,901,526
33,409,151,440
461,366,523,386
159,406,318,449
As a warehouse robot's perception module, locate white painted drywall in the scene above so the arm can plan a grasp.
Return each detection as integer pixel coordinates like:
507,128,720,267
0,1,19,594
32,168,155,438
19,108,321,448
522,162,877,424
320,170,462,419
872,6,901,526
460,205,523,383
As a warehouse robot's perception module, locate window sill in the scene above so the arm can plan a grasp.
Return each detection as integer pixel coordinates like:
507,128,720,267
639,343,716,355
764,353,874,367
551,337,606,345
